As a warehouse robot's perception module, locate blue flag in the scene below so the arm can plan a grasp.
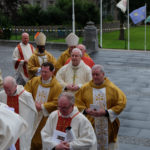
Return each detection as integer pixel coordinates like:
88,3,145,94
129,6,146,24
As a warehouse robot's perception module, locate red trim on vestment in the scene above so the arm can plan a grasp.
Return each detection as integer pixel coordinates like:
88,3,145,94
7,89,25,150
65,57,95,68
30,44,34,53
17,44,30,77
56,111,80,132
15,59,22,70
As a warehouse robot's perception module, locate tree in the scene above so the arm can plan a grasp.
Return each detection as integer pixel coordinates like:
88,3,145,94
130,0,150,12
16,4,44,26
50,0,99,27
118,9,126,40
46,6,66,25
0,0,25,19
75,0,99,27
0,10,11,39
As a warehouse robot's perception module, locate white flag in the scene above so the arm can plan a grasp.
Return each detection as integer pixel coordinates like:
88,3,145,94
116,0,127,13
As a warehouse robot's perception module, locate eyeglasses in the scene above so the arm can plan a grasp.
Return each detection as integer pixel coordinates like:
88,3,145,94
57,104,72,110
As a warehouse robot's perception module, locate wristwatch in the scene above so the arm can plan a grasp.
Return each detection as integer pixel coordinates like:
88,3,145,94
64,87,68,91
83,109,87,115
105,110,109,117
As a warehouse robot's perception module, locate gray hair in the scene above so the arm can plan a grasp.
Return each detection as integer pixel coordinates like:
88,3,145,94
3,76,17,87
71,48,82,57
58,92,75,105
92,64,105,73
22,32,29,37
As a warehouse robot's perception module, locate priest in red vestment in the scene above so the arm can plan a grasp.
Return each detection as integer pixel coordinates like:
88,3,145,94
0,76,37,150
41,92,97,150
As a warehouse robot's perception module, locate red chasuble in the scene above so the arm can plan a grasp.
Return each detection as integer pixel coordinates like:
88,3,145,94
7,89,25,150
56,111,80,132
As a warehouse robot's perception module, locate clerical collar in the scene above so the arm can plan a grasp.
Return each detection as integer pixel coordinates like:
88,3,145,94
72,61,81,69
38,52,45,54
42,77,52,84
21,42,27,46
95,80,105,86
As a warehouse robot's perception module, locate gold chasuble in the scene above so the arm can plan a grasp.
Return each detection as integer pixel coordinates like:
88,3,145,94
28,49,56,79
93,88,108,150
75,77,127,147
55,48,71,72
24,76,62,150
34,84,50,134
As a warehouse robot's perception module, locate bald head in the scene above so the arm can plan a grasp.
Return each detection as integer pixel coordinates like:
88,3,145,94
3,76,17,96
22,32,29,37
22,32,29,45
58,92,75,105
77,44,86,56
58,92,74,116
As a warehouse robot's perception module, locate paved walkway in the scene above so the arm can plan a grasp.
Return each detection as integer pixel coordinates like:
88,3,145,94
1,45,150,149
91,49,150,150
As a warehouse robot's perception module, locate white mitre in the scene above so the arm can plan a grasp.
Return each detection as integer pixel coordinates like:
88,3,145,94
65,32,79,46
35,32,46,46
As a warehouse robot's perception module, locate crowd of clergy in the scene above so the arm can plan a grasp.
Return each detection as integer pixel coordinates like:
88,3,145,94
0,31,127,150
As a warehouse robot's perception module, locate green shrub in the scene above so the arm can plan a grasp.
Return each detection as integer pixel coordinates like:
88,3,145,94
0,12,11,39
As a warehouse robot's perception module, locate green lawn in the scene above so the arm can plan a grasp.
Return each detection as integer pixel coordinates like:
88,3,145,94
50,26,150,50
10,26,150,50
102,26,150,50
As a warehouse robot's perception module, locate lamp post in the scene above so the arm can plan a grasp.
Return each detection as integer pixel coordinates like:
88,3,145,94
127,0,130,50
100,0,102,48
72,0,75,33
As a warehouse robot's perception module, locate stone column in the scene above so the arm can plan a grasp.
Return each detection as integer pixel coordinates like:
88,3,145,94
83,21,99,53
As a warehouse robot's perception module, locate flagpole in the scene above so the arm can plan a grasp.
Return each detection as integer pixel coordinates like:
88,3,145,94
127,0,130,50
145,3,147,51
100,0,102,48
72,0,75,34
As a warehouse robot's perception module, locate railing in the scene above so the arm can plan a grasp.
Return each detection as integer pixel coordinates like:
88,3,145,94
0,21,120,40
0,27,83,40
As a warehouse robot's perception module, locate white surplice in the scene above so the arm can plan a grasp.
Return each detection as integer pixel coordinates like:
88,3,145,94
0,85,37,150
0,102,28,150
41,107,97,150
